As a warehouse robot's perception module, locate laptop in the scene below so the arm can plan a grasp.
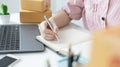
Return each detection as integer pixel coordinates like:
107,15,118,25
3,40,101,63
0,24,45,53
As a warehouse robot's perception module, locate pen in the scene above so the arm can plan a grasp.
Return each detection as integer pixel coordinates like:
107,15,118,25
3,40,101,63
75,52,81,62
68,45,73,67
44,16,60,41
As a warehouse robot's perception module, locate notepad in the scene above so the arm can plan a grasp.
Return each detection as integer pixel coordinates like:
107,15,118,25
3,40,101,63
36,23,91,55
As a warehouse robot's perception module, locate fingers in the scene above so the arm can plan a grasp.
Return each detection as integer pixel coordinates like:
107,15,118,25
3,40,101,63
44,34,56,41
44,29,54,35
43,29,57,40
39,22,57,41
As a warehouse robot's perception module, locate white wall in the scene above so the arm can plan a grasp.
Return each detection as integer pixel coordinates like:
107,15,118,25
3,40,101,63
0,0,20,13
0,0,67,13
51,0,67,13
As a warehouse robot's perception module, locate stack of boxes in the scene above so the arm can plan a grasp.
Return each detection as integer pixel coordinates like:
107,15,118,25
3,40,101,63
20,0,52,23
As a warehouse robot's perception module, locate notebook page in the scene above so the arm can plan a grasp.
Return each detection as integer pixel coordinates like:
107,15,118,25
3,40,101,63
36,23,91,52
59,41,92,56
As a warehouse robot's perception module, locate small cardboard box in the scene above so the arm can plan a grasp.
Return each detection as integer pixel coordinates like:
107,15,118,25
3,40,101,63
21,0,50,12
20,9,52,23
86,26,120,67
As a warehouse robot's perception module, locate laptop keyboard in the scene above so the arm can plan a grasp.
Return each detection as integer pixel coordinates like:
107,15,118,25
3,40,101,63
0,25,19,50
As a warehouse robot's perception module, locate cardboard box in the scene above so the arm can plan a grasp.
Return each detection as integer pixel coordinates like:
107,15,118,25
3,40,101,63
86,26,120,67
20,9,52,23
21,0,50,12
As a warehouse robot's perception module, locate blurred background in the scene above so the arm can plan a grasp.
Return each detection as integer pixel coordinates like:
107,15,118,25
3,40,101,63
0,0,67,13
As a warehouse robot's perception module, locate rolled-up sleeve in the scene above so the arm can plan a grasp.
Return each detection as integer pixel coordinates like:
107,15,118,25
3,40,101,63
62,0,84,20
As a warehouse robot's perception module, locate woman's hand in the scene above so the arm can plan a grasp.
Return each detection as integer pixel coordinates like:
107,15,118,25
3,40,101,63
38,19,58,41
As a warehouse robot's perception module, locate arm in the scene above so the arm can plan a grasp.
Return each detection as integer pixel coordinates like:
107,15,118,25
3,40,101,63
50,0,84,28
50,10,72,28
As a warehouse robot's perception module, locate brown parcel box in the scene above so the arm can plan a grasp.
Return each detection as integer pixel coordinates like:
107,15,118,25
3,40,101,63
21,0,50,12
86,26,120,67
20,9,52,23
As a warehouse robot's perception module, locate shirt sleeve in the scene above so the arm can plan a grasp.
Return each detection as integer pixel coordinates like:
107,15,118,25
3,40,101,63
62,0,84,20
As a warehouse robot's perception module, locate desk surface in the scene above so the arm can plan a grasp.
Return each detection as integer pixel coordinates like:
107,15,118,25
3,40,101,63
0,13,91,67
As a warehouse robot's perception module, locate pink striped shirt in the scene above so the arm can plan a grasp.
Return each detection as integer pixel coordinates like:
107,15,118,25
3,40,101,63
62,0,120,31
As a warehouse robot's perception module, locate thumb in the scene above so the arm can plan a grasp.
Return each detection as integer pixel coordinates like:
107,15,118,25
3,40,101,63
41,21,48,30
39,21,48,33
43,21,48,28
